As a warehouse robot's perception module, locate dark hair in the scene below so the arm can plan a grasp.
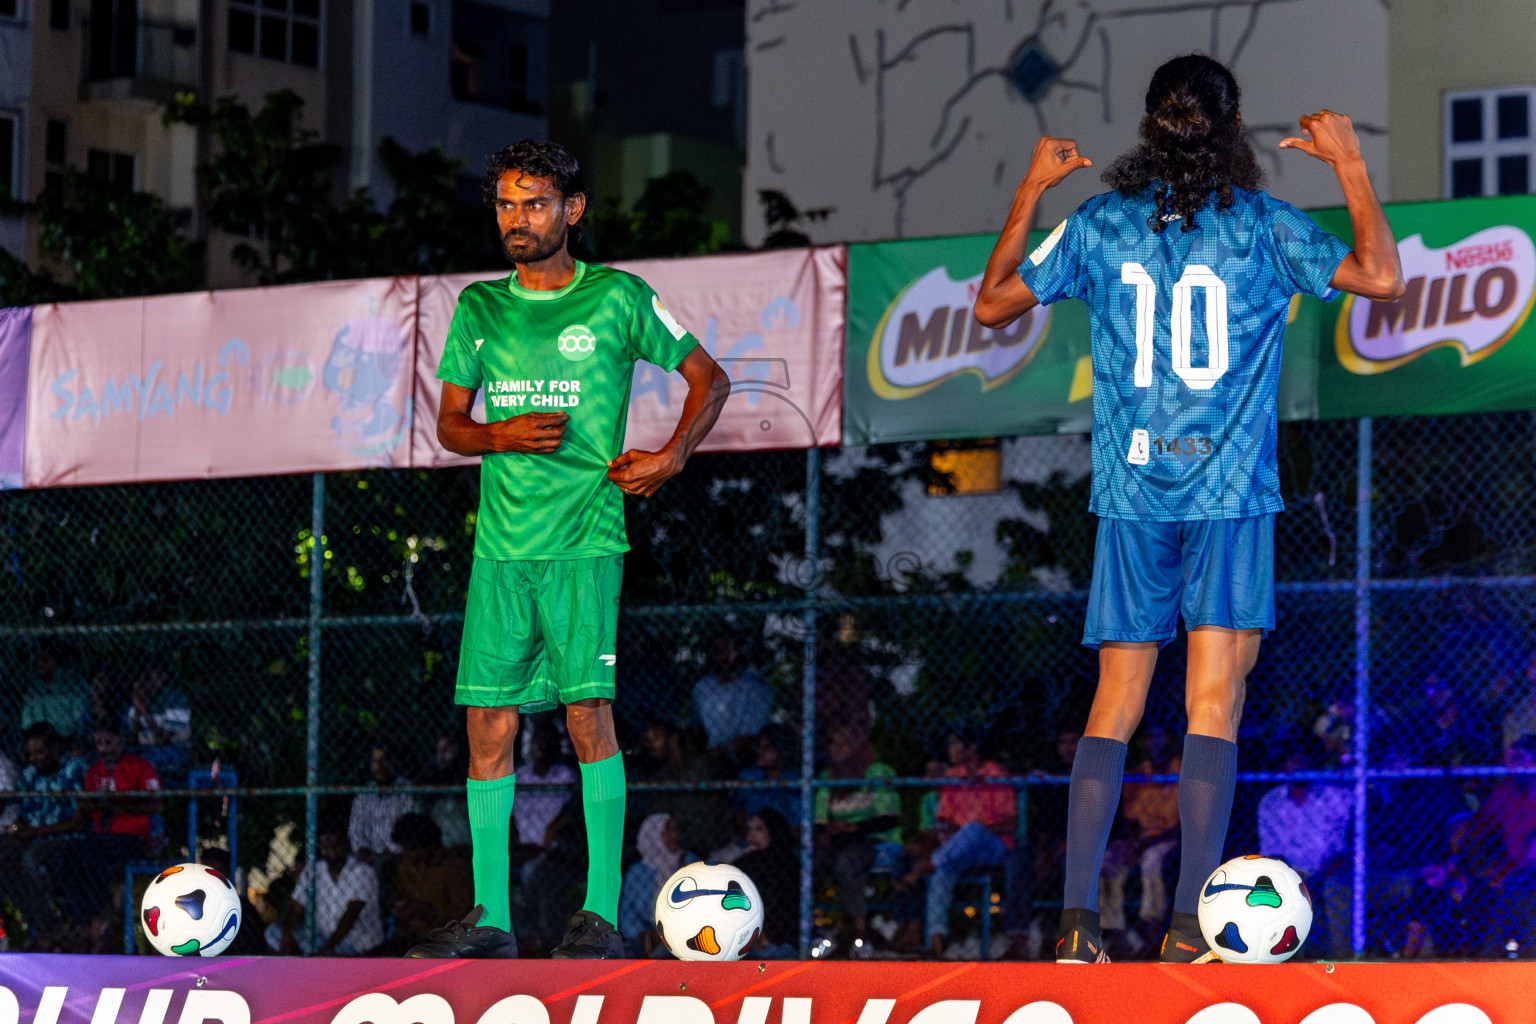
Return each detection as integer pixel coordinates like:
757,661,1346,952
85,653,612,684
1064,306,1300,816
22,721,63,745
1101,54,1263,233
482,140,588,211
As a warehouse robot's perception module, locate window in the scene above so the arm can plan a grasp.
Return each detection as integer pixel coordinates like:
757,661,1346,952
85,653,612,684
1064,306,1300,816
229,0,322,68
87,148,136,190
50,0,69,30
0,0,17,20
0,116,16,200
450,1,545,113
45,119,66,166
1444,86,1536,198
410,2,429,37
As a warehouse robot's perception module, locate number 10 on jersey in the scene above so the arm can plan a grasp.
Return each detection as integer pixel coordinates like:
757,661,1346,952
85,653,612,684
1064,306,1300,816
1121,262,1229,391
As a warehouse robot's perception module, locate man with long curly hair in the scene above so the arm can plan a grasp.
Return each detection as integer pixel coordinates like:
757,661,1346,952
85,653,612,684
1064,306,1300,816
974,54,1403,962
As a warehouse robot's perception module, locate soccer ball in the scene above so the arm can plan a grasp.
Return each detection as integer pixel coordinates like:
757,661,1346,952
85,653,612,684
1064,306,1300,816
655,861,764,961
1197,855,1312,963
139,862,242,956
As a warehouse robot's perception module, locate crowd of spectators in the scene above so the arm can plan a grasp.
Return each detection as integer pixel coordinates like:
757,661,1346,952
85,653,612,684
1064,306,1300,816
10,624,1536,962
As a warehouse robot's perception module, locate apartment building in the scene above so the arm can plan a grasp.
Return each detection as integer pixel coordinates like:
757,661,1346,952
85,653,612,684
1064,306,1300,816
0,0,33,260
11,0,548,286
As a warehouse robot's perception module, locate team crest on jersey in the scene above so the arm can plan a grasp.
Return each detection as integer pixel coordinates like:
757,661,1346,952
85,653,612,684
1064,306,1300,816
1337,226,1536,374
869,266,1050,399
558,324,598,362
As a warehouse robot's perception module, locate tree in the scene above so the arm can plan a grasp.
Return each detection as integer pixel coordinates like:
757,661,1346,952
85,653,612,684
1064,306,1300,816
0,169,203,303
588,170,726,261
757,189,833,249
367,137,501,274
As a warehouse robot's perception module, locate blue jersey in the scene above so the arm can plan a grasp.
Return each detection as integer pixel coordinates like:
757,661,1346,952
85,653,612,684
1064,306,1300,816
1019,187,1350,521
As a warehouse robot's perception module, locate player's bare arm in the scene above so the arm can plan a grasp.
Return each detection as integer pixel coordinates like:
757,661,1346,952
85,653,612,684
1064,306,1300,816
436,380,568,456
1280,111,1405,302
606,345,729,498
973,135,1093,329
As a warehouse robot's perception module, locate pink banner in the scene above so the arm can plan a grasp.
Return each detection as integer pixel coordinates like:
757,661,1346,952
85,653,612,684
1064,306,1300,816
25,279,417,487
412,248,845,469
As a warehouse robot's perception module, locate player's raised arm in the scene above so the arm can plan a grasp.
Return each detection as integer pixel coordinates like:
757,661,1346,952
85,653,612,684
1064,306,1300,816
606,345,729,497
973,136,1092,328
1280,111,1405,301
436,380,568,456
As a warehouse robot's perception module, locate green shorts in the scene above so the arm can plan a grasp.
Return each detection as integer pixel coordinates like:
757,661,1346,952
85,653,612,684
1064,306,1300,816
456,554,623,712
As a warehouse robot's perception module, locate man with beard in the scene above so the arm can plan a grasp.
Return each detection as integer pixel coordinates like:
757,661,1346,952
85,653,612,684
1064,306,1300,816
410,140,728,960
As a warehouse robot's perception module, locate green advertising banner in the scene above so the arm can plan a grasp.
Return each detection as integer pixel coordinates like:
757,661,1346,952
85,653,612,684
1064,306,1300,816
1314,194,1536,419
844,231,1327,445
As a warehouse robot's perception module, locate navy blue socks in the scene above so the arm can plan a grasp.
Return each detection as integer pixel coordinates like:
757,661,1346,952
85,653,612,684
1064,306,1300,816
1172,732,1239,915
1061,736,1127,912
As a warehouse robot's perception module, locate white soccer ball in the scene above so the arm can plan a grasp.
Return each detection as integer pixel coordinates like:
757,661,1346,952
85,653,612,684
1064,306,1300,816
1197,855,1313,963
139,862,243,956
655,861,765,961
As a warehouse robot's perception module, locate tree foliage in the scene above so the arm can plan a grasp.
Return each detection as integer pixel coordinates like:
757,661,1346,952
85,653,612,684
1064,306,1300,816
588,169,726,261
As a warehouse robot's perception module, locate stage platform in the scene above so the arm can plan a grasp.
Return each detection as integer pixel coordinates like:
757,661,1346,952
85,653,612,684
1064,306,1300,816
0,956,1523,1024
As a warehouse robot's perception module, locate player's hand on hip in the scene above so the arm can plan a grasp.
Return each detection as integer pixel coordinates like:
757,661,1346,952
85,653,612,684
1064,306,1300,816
1021,136,1092,192
1279,110,1362,166
493,411,568,453
606,448,682,497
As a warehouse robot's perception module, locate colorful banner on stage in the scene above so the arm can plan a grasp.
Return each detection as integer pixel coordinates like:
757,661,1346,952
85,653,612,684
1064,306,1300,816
411,249,845,470
0,954,1529,1024
1314,193,1536,419
0,305,29,489
24,279,417,488
843,230,1331,446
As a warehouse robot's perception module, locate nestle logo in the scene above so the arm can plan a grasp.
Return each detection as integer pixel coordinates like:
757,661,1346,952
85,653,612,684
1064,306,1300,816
1340,227,1536,374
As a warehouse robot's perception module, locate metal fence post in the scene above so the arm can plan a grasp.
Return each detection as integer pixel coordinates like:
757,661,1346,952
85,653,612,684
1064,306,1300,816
304,472,325,951
1350,418,1372,956
799,447,821,957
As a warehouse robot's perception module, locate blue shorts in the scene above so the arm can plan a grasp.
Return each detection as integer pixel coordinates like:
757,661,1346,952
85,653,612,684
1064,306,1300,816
1083,514,1275,649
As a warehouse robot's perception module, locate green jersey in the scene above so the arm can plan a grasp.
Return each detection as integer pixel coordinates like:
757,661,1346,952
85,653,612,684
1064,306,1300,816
437,261,699,560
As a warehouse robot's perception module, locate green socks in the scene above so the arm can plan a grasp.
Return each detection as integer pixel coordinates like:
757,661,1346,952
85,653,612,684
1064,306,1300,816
467,774,516,932
579,753,626,927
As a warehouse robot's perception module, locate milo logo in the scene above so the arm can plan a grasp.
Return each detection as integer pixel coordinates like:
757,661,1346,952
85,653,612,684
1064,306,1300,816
868,266,1050,399
1338,226,1536,374
557,324,597,362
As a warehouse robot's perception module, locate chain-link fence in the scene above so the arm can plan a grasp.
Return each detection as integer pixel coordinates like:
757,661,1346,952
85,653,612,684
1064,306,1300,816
2,412,1535,961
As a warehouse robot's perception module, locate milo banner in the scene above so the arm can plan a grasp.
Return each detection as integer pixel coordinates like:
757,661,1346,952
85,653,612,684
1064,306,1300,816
24,279,418,487
844,232,1092,445
845,231,1336,446
1315,194,1536,418
412,248,846,469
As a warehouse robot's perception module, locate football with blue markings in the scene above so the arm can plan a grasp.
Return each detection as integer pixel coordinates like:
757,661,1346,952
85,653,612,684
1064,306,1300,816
655,861,764,961
1197,855,1312,963
140,862,242,956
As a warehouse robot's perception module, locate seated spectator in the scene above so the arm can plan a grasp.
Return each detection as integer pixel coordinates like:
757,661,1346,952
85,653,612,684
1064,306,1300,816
1417,672,1497,768
420,730,471,849
618,813,695,957
691,635,774,766
51,721,162,943
1257,744,1353,957
814,722,899,958
513,721,577,886
348,742,419,866
1501,653,1536,752
269,824,383,956
21,647,90,745
734,726,801,829
385,813,473,953
906,727,1020,958
122,658,193,778
1100,726,1181,954
734,807,799,957
1458,734,1536,897
631,718,731,855
0,723,87,948
199,847,269,956
815,618,871,741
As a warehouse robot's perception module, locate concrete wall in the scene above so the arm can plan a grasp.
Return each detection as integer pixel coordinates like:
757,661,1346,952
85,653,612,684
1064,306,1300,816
1389,0,1536,203
744,0,1389,245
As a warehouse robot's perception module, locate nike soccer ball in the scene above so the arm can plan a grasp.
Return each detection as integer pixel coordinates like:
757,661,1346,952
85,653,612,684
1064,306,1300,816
655,861,764,961
1197,855,1312,963
140,862,242,956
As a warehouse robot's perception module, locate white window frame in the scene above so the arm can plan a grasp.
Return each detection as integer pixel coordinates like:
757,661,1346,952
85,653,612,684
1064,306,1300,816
1444,85,1536,199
